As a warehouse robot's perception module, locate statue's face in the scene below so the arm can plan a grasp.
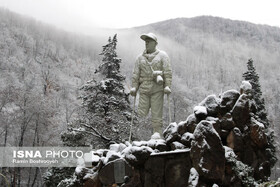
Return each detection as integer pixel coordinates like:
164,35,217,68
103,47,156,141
145,38,157,53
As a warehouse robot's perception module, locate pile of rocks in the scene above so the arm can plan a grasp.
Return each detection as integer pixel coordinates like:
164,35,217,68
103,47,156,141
74,81,273,187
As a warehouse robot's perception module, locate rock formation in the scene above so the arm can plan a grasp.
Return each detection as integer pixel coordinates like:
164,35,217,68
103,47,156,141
69,81,275,186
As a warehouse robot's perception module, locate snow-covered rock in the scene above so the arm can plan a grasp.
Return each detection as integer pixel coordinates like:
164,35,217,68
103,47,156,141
170,141,186,150
240,80,252,95
188,167,199,187
163,122,180,144
122,146,154,166
103,150,122,165
177,114,198,135
193,105,207,120
190,120,225,183
219,113,236,130
231,94,251,129
180,132,194,148
220,89,240,114
199,94,220,117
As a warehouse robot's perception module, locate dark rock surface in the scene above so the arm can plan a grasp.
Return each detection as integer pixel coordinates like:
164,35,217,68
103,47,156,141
231,94,251,130
220,89,240,115
199,94,220,117
144,150,191,187
190,120,225,184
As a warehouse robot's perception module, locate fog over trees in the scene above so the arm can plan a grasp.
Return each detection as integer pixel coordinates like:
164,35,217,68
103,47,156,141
0,8,279,185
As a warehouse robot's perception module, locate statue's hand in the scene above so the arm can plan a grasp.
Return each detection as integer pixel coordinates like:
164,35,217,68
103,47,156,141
130,87,137,96
164,86,171,94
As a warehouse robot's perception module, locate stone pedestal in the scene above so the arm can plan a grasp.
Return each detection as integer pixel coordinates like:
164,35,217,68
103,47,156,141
144,150,192,187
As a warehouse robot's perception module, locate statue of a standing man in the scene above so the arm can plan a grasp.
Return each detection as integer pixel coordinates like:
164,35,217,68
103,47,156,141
130,33,172,137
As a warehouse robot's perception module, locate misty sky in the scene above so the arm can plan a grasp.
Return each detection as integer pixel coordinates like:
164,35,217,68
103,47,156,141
0,0,279,33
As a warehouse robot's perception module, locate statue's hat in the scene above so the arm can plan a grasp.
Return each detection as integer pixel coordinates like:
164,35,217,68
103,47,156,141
140,33,157,42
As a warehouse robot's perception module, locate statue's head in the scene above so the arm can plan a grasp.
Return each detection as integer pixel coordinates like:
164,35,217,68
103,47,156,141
140,33,158,53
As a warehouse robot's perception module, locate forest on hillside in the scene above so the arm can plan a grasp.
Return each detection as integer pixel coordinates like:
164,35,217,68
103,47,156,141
0,8,279,185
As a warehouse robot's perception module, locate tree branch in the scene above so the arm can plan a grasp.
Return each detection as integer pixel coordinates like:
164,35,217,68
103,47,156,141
81,123,111,142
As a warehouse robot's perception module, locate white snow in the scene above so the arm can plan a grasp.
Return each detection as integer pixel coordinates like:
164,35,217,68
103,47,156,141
118,143,127,152
232,127,242,136
181,132,194,141
83,172,100,181
132,141,148,147
125,141,132,147
193,120,220,142
95,149,107,156
122,146,154,155
198,157,209,173
224,146,237,159
194,106,207,115
151,132,161,139
121,145,154,161
206,116,219,122
251,117,265,128
188,167,199,186
240,80,252,93
149,139,165,147
178,120,186,127
172,141,185,149
103,150,122,164
150,149,190,156
83,173,96,180
163,122,178,135
186,114,194,122
109,144,120,152
100,80,107,89
199,94,220,107
132,138,166,151
75,166,84,175
92,155,100,163
83,151,100,163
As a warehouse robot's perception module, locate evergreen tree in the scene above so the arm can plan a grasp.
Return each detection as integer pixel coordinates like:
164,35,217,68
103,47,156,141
242,58,277,170
46,35,135,186
242,58,268,126
61,34,131,148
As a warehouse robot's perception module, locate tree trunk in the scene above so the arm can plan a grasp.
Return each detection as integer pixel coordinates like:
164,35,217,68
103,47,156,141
31,167,39,187
4,124,8,147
